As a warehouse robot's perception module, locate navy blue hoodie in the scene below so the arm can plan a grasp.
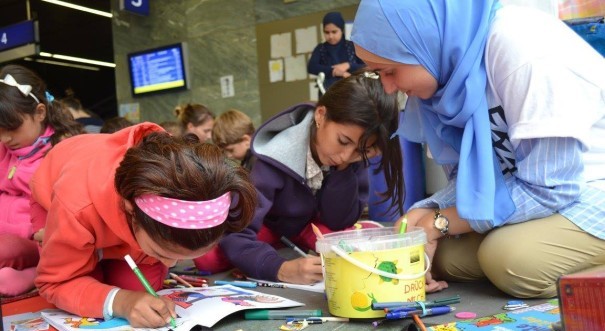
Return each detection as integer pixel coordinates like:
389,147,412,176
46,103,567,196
219,103,369,281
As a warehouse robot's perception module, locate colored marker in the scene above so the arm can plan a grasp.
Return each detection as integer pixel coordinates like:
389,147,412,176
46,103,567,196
398,214,408,234
124,255,176,328
214,280,257,288
385,306,454,320
280,236,308,258
169,272,194,288
288,317,349,323
311,223,325,239
244,309,322,320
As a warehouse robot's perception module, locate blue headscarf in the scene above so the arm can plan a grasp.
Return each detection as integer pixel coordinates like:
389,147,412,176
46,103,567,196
352,0,514,224
323,12,345,32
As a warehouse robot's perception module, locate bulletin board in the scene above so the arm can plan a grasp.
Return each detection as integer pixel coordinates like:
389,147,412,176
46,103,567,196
256,4,359,121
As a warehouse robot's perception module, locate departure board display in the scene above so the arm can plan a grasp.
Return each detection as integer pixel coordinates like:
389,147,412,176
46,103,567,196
127,42,189,96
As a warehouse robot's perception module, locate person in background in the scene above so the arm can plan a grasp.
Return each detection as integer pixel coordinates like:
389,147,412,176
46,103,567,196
352,0,605,298
0,64,83,297
159,121,182,137
100,116,134,134
61,95,104,133
211,109,256,171
194,71,404,284
31,123,256,326
175,103,215,143
307,11,366,93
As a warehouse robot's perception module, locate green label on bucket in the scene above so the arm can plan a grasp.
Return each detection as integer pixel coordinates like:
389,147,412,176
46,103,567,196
323,245,426,318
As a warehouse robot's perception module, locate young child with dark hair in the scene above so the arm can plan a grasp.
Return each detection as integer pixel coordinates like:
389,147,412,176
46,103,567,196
212,109,256,171
31,123,257,327
194,71,404,285
0,64,83,297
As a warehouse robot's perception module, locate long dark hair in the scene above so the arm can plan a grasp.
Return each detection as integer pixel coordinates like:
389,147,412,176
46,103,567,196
115,132,257,251
0,64,84,145
317,70,404,216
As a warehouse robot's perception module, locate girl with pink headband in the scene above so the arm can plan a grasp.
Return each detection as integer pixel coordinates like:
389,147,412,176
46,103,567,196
30,123,257,328
0,64,83,297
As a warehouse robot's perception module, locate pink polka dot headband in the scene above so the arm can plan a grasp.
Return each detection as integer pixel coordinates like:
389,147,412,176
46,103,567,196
134,192,231,229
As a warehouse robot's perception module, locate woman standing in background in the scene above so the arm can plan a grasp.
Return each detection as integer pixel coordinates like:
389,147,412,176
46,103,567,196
307,12,365,93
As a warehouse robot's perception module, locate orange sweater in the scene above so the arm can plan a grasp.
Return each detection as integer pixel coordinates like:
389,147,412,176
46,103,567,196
31,123,163,318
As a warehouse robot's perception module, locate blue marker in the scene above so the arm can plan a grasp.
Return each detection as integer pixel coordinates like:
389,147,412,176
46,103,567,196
385,306,454,320
214,280,257,288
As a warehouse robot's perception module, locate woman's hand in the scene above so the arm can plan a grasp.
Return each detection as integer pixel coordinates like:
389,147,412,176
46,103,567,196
113,290,177,328
397,208,448,293
277,256,323,284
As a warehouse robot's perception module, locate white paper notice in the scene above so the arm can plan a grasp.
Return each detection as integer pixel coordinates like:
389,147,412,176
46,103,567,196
220,75,234,98
284,55,307,82
270,32,292,58
269,59,284,83
295,25,318,54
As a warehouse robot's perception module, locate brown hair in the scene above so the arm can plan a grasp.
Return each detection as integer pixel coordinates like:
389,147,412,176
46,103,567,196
175,103,215,131
316,70,404,216
0,64,84,145
212,109,255,148
159,121,182,136
114,132,257,250
100,116,134,133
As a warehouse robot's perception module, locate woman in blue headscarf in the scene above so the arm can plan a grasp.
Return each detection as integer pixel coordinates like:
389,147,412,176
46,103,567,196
352,0,605,298
307,12,366,93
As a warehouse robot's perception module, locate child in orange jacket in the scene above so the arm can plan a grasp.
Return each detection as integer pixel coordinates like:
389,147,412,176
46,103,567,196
31,123,257,328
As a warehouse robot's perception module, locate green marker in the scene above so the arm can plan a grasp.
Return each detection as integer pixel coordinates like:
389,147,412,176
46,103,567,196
244,309,322,320
398,214,408,234
124,254,177,328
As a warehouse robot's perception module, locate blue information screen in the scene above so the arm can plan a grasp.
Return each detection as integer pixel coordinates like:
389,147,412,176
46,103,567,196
129,44,186,95
0,20,36,52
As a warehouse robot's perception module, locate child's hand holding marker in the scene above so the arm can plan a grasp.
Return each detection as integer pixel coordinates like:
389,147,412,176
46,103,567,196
121,255,177,328
112,289,177,328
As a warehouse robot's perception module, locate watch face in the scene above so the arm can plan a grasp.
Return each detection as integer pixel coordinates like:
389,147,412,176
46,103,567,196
435,216,448,229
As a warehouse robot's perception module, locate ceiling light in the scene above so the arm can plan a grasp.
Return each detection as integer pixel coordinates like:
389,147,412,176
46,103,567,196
24,57,100,71
41,0,113,18
38,52,116,67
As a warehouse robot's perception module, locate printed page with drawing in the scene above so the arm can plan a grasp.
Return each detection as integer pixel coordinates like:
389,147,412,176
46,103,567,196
41,285,304,330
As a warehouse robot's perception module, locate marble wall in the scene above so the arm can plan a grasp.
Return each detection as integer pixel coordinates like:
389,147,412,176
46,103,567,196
110,0,358,126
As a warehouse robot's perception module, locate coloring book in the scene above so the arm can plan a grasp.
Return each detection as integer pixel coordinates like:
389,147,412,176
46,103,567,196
427,299,560,331
41,285,304,330
3,312,50,331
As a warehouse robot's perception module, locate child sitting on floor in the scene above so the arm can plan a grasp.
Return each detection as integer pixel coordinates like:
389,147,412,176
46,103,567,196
0,64,83,297
31,123,257,327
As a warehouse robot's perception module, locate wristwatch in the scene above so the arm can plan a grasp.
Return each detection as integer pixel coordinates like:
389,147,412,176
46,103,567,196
433,209,449,235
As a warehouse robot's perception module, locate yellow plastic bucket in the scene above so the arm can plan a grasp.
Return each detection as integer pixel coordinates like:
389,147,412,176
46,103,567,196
315,227,428,318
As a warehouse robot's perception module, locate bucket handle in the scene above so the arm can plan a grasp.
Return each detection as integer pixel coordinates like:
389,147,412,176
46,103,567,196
330,245,431,280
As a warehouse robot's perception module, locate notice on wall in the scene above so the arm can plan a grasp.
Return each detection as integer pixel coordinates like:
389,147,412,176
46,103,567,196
118,102,140,122
220,75,235,98
269,59,284,83
284,54,307,82
270,32,292,58
295,26,317,54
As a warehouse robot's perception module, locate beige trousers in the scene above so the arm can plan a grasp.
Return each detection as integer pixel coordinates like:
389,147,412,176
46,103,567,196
431,214,605,298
